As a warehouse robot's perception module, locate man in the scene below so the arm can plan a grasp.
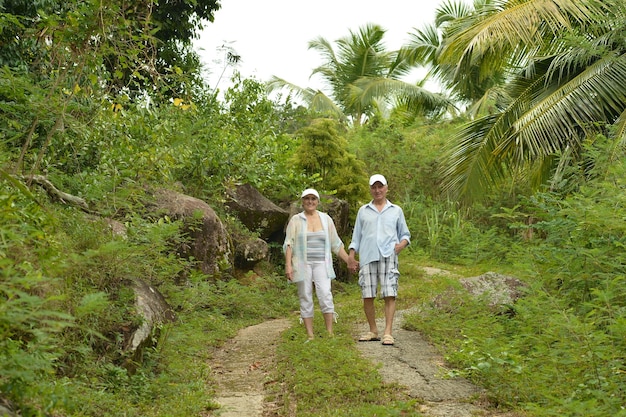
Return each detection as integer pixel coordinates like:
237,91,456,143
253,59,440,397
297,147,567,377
348,174,411,346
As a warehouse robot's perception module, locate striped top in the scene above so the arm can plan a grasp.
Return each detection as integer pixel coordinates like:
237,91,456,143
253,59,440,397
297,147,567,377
306,231,326,261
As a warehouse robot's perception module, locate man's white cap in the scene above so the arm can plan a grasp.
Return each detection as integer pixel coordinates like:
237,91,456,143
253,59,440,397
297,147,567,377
301,188,320,199
369,174,387,186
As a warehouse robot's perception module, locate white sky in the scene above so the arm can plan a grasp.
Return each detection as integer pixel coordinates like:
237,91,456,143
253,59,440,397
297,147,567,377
194,0,445,95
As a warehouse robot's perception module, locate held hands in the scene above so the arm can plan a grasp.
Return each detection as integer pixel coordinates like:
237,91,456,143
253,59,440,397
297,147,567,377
347,257,359,274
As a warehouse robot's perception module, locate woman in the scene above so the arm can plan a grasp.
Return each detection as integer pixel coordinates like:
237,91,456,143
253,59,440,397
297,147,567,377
284,188,349,341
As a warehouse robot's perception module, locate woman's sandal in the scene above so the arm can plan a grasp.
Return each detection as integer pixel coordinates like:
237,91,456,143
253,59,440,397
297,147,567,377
381,334,395,346
358,331,380,342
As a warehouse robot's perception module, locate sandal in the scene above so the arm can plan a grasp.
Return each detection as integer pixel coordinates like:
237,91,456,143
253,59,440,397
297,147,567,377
382,334,395,346
358,331,380,342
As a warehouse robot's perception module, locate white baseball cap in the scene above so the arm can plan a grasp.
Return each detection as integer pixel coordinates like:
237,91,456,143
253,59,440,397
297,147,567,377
369,174,387,186
301,188,320,199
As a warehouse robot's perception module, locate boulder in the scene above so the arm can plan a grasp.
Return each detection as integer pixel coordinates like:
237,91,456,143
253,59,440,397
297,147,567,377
459,272,527,308
225,183,290,242
0,402,15,417
434,271,527,314
105,218,127,238
125,279,176,371
153,189,233,276
320,195,350,238
233,234,269,268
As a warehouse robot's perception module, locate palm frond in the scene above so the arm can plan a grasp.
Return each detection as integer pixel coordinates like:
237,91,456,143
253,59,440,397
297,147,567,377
439,0,608,75
511,53,626,162
266,76,317,104
616,109,626,147
435,0,474,26
309,92,347,121
439,114,508,199
441,52,626,200
402,24,441,66
351,77,452,113
308,37,338,66
466,85,512,117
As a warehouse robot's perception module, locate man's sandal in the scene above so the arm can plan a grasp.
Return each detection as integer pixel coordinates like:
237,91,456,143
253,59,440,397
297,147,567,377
358,331,380,342
382,334,395,346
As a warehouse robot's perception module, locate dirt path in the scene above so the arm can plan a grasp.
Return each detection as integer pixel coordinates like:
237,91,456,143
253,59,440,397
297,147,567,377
209,268,520,417
355,309,512,417
210,318,291,417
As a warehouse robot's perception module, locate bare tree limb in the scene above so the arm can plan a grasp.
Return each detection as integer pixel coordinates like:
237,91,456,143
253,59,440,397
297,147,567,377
24,175,90,212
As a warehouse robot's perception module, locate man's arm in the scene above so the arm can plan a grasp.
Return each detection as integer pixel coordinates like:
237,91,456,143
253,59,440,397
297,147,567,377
394,239,409,254
396,208,411,252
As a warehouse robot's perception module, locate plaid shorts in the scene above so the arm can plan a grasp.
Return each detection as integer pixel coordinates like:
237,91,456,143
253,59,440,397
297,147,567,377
358,254,399,298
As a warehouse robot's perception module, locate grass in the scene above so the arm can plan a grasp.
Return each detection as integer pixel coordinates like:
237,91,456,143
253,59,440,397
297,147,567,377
268,288,424,417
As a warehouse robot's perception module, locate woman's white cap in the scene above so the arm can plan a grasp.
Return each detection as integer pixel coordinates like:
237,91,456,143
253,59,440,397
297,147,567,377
369,174,387,186
301,188,320,199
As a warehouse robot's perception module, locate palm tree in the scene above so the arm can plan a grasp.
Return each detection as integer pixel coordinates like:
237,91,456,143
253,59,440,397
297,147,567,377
268,23,449,126
430,0,626,200
402,0,511,115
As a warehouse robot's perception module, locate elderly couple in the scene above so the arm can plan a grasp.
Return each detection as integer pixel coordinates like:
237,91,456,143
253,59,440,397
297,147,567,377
283,174,411,346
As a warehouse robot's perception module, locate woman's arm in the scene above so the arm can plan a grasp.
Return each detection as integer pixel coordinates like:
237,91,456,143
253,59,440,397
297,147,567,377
285,245,293,281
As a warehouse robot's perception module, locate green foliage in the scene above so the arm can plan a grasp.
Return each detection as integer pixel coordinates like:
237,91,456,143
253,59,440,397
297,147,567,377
434,0,626,200
348,118,461,201
0,0,219,97
520,139,626,308
403,141,626,416
293,118,368,204
0,181,75,413
133,75,312,203
0,263,75,413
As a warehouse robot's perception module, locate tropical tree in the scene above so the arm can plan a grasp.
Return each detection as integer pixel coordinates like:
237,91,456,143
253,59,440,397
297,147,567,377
292,118,368,202
0,0,220,97
402,0,508,110
0,0,221,177
268,23,449,126
430,0,626,201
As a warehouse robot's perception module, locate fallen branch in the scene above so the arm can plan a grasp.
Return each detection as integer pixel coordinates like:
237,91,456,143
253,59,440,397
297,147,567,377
24,175,89,212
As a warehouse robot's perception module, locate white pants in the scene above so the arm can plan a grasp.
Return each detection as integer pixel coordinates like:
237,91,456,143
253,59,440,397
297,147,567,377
296,260,334,318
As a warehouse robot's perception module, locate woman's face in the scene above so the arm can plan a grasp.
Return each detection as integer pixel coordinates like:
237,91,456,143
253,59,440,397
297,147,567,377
302,195,319,211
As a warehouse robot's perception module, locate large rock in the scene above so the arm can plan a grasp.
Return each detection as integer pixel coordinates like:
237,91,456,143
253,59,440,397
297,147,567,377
225,184,289,242
125,279,176,371
232,233,269,268
459,272,527,308
434,271,527,314
320,195,350,238
0,402,15,417
153,189,233,276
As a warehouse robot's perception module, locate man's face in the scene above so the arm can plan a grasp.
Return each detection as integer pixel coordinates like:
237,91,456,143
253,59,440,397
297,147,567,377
370,182,388,201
